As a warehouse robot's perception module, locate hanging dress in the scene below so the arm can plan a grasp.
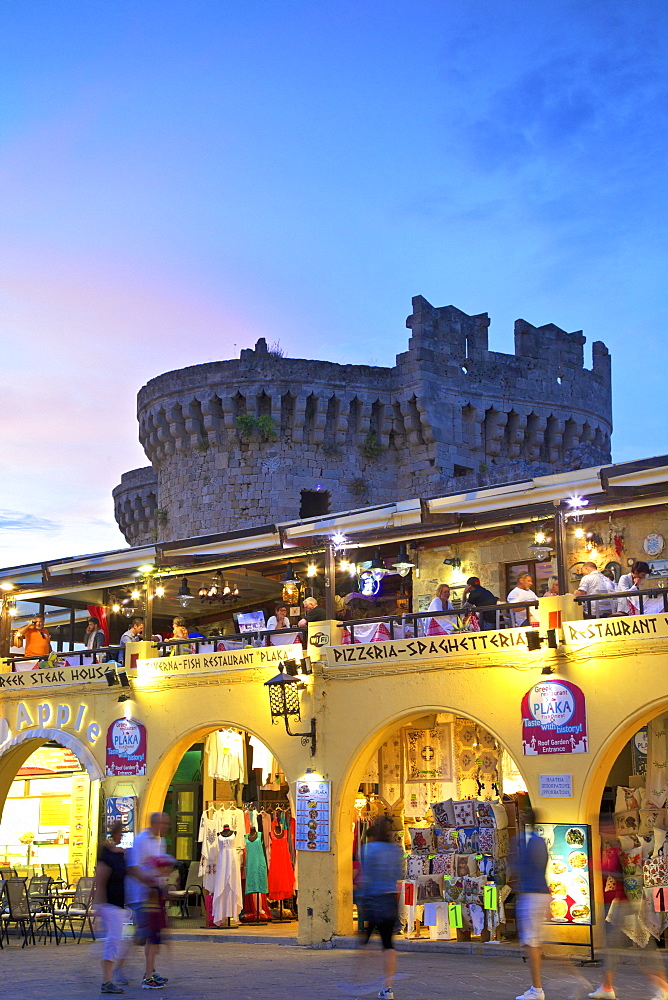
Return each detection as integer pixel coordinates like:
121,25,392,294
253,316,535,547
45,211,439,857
267,825,295,901
213,834,242,924
244,833,269,894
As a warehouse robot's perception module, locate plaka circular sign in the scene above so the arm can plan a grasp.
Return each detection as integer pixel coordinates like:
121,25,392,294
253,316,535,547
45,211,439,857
106,717,147,776
521,680,587,756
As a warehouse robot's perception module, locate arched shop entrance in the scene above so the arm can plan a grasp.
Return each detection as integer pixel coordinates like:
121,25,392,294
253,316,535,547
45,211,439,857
584,704,668,951
348,710,528,945
144,723,298,930
0,729,103,876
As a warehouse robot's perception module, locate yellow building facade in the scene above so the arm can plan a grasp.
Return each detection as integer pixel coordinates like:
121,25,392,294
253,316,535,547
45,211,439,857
0,607,664,947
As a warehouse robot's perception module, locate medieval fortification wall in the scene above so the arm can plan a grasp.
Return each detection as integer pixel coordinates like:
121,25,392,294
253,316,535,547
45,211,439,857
113,296,612,545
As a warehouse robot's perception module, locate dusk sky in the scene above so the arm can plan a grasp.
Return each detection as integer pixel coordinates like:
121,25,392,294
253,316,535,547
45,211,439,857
1,0,666,568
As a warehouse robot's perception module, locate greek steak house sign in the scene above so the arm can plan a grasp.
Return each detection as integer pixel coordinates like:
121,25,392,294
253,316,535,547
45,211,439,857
521,680,588,756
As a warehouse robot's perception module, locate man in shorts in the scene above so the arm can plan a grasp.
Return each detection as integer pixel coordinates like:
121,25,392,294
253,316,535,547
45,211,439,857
512,807,550,1000
125,812,170,990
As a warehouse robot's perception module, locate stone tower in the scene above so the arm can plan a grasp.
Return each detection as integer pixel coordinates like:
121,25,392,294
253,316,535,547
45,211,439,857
113,297,612,545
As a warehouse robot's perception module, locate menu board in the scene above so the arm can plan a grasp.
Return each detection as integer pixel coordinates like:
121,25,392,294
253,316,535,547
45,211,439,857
295,778,330,852
537,822,593,925
105,795,136,849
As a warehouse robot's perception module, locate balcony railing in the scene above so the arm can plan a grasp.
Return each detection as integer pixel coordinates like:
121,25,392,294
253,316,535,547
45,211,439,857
153,626,307,657
3,645,123,670
336,602,539,644
575,586,668,618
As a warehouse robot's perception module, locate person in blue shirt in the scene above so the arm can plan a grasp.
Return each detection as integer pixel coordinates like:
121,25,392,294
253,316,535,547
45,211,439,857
511,807,550,1000
358,817,404,1000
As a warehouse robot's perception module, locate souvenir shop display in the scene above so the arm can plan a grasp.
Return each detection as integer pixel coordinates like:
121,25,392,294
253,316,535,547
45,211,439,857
605,724,668,947
354,714,521,944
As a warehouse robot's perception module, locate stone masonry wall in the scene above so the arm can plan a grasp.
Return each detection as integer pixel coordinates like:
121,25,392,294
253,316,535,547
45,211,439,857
114,297,613,545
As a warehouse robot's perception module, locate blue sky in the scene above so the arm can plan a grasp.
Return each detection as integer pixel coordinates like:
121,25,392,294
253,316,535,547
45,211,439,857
0,0,666,567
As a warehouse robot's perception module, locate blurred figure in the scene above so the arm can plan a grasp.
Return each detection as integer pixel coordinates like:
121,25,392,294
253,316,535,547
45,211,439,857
588,814,668,1000
95,820,128,994
358,817,403,1000
511,807,550,1000
126,812,171,990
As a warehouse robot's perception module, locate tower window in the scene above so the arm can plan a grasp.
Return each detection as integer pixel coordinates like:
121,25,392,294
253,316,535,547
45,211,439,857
300,489,330,518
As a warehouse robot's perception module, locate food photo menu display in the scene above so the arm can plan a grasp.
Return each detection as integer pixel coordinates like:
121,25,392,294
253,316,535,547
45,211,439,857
537,823,593,925
295,778,331,852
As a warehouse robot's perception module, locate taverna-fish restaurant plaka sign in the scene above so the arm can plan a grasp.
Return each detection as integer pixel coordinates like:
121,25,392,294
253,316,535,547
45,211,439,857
522,680,588,756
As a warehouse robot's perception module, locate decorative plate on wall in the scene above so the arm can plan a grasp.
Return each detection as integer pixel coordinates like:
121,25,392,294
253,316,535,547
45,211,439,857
643,533,664,557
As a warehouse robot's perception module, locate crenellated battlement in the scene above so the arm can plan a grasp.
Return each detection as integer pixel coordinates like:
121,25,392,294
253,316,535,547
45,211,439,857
114,297,612,545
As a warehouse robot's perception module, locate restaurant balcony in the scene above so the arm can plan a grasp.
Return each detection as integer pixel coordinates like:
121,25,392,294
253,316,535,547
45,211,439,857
1,587,667,694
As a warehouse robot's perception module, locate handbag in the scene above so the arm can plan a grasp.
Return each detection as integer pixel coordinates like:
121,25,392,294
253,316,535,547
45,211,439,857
643,849,668,887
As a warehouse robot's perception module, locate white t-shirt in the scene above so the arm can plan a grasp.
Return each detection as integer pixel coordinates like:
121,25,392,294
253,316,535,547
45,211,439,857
266,615,290,630
126,829,166,905
576,571,615,613
506,587,539,626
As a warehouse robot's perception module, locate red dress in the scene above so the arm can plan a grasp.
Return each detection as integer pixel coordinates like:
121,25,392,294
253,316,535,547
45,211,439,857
267,826,295,901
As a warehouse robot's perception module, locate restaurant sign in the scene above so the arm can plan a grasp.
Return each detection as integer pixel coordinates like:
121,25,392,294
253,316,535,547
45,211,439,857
522,680,588,755
0,662,116,689
137,644,303,680
106,717,147,776
563,614,668,647
324,627,533,667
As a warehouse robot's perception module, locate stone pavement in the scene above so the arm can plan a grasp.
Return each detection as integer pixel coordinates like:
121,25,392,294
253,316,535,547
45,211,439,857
0,937,665,1000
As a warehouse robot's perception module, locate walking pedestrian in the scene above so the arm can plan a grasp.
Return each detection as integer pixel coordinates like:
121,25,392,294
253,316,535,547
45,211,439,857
95,820,129,994
511,807,550,1000
588,814,668,1000
125,812,171,990
358,816,404,1000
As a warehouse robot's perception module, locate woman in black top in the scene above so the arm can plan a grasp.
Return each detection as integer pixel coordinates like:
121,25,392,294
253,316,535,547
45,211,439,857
95,820,128,994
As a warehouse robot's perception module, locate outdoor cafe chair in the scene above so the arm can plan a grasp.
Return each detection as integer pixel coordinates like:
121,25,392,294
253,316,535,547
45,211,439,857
0,865,17,880
42,863,65,886
2,877,61,946
65,862,84,887
54,876,95,942
168,861,205,918
27,875,54,911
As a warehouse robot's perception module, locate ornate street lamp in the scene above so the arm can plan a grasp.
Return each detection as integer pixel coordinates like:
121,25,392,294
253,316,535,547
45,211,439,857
264,662,316,756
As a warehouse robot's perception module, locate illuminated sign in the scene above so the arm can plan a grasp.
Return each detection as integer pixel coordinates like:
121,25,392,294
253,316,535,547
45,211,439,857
563,614,668,646
106,718,147,776
324,627,533,666
521,680,588,755
0,701,101,746
137,644,303,680
0,663,115,689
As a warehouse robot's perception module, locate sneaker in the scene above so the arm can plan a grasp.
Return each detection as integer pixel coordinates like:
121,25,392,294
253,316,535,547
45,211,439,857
378,989,394,1000
101,984,125,995
516,989,545,1000
588,990,616,999
153,975,169,985
141,977,165,990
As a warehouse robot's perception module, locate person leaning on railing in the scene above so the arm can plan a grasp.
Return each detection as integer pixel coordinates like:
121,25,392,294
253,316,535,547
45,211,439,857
573,561,616,617
507,574,539,627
